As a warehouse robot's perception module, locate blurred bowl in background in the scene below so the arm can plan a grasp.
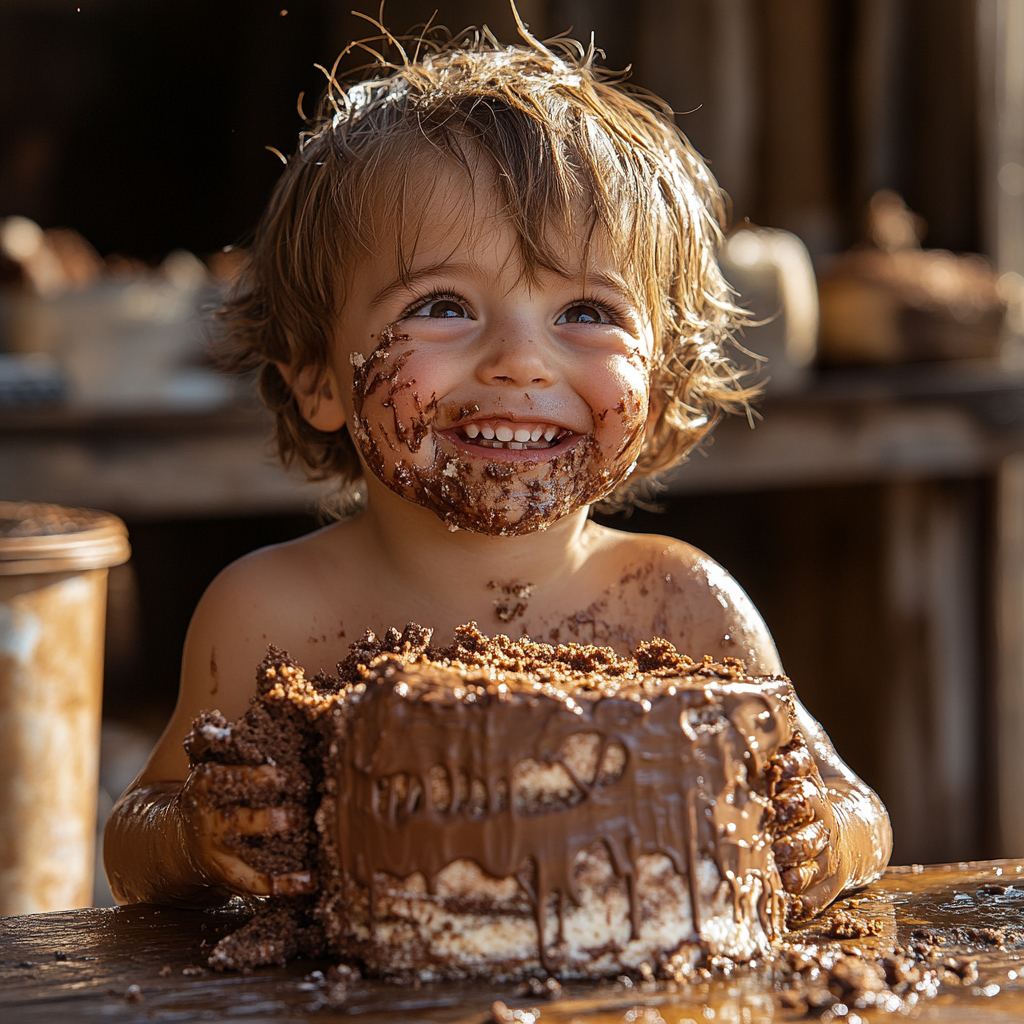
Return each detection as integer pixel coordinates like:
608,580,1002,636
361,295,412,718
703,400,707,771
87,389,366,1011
817,248,1007,364
816,191,1012,366
0,219,232,412
4,277,229,410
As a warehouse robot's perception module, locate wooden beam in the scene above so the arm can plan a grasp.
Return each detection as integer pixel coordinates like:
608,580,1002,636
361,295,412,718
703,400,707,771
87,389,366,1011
996,454,1024,856
879,480,982,862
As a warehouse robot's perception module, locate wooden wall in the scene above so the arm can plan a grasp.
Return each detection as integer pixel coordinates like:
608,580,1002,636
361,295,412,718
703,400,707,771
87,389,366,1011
0,0,982,257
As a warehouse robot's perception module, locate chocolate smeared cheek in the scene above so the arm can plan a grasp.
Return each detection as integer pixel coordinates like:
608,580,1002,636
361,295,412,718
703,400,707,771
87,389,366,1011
350,324,650,536
349,324,434,501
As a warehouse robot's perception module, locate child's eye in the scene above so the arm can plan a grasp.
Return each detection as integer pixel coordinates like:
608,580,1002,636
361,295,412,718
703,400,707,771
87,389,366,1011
407,295,471,319
557,302,611,325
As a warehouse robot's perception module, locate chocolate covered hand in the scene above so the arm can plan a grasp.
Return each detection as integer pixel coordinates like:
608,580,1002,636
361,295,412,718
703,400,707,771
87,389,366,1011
768,737,847,922
180,763,317,897
105,764,316,906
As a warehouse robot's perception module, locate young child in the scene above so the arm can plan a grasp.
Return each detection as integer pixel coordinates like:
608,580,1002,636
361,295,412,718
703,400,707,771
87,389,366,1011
105,25,891,923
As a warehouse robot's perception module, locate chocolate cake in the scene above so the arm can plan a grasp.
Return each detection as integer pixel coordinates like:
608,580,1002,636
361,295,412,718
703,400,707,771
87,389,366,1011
187,624,804,980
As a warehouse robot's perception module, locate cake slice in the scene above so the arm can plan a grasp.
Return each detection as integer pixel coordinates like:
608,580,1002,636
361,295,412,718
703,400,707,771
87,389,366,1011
189,623,800,980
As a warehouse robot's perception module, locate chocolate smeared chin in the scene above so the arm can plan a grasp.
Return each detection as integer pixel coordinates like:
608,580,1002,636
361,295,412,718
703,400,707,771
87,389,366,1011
360,423,636,536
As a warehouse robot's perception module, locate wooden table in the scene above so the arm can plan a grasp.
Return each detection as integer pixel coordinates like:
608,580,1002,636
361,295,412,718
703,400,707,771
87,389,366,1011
3,860,1023,1023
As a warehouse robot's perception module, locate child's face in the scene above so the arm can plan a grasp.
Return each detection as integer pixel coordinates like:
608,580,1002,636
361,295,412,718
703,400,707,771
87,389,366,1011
325,158,653,535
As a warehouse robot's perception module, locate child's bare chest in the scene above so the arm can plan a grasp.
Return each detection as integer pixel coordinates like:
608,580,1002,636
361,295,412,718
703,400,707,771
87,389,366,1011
282,549,715,669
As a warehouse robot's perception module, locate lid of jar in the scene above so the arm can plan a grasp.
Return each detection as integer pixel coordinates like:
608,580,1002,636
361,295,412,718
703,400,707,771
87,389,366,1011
0,501,130,575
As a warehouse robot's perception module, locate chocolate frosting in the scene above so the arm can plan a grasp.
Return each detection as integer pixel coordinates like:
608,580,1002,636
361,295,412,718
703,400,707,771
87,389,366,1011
327,632,797,962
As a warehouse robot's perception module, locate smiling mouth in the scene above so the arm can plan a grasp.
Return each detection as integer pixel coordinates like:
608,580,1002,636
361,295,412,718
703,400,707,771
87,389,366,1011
455,420,572,451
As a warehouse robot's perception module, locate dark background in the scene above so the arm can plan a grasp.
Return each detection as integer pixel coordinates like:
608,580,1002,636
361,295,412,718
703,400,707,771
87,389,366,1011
1,0,980,259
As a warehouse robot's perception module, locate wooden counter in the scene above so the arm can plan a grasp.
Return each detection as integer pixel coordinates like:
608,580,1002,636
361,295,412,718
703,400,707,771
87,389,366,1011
5,360,1024,517
3,860,1023,1023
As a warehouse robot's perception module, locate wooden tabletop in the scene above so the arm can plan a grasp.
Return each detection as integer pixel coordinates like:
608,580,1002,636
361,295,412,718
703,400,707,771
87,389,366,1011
2,859,1023,1023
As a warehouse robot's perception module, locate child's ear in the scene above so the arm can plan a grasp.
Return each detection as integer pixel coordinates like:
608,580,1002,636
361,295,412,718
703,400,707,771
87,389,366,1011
275,361,346,432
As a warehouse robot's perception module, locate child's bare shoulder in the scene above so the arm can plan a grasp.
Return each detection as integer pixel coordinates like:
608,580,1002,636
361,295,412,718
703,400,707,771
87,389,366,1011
584,524,781,672
142,524,360,783
588,522,739,597
182,525,355,700
203,523,346,607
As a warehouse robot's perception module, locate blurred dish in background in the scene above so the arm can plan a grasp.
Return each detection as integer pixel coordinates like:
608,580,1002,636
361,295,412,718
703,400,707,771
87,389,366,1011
817,191,1013,365
0,217,234,411
0,217,104,296
718,225,819,394
0,353,65,409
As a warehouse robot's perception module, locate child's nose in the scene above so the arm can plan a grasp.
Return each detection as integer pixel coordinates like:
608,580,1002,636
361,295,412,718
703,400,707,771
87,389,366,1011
475,329,556,388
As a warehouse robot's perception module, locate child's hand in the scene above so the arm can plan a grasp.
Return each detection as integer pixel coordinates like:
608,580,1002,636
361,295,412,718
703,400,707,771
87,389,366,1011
768,739,846,922
180,763,316,898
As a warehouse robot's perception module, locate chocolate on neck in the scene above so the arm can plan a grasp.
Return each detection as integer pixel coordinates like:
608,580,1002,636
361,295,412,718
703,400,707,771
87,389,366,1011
332,646,794,966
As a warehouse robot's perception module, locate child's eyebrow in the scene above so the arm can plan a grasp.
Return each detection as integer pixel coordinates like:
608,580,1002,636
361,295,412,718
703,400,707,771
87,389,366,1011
573,269,637,303
369,262,478,309
369,264,639,310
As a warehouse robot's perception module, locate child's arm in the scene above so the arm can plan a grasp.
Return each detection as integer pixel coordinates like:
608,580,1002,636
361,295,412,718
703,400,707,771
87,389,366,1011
104,767,313,906
666,541,893,917
770,696,893,920
104,555,316,906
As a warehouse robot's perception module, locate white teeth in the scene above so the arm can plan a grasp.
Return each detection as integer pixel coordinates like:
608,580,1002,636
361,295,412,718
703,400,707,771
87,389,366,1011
461,421,564,450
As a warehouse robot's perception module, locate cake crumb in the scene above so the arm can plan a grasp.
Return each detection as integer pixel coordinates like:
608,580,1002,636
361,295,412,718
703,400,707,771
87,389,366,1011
491,1000,541,1023
513,977,561,1000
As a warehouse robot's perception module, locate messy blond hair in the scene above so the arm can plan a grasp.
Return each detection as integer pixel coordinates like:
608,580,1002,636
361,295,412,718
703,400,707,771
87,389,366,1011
216,19,755,497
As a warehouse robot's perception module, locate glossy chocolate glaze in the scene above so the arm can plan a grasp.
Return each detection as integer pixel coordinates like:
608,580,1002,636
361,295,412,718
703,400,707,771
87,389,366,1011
317,626,798,968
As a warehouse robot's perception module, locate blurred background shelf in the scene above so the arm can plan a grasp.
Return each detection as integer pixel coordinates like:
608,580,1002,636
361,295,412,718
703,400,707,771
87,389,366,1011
0,398,333,520
671,360,1024,494
7,359,1024,519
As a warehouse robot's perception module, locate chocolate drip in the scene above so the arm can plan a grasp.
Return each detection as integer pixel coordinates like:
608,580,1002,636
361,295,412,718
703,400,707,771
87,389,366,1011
331,661,794,959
